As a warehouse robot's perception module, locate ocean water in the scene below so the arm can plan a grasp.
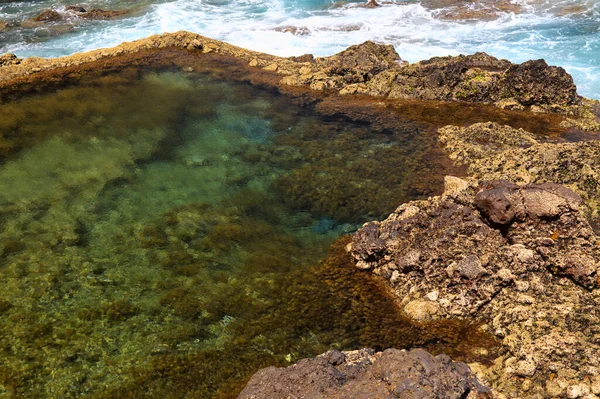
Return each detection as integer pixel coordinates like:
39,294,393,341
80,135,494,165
1,0,599,98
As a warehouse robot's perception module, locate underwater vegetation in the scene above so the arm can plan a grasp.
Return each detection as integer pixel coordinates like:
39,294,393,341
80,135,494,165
0,66,494,398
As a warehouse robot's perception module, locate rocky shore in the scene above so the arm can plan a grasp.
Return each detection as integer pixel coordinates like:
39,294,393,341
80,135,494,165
1,32,600,398
1,31,598,125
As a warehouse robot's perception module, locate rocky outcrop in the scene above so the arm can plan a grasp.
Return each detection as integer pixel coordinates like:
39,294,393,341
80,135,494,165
439,122,600,219
238,348,492,399
439,121,538,165
0,31,592,120
65,7,130,19
33,10,62,22
282,49,583,114
350,178,600,398
0,53,21,67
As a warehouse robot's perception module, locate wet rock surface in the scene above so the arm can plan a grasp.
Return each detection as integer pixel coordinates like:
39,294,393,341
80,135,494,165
238,348,492,399
350,177,600,398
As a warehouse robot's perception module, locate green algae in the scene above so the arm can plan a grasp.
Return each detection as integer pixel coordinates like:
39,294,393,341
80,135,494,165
0,67,495,398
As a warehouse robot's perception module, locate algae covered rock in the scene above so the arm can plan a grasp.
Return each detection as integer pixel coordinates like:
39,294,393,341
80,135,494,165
438,121,538,165
238,348,492,399
33,10,62,22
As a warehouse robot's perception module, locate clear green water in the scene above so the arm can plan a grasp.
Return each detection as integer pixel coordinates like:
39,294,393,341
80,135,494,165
0,67,492,398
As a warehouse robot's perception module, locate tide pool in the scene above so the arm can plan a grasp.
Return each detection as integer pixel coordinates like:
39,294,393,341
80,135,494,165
0,58,500,397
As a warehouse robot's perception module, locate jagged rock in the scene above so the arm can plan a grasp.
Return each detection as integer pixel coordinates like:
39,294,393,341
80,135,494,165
438,123,600,219
289,41,402,91
350,178,600,398
33,10,62,22
281,45,582,113
65,5,87,13
238,348,492,399
0,54,21,67
503,59,581,108
78,9,129,19
383,53,580,112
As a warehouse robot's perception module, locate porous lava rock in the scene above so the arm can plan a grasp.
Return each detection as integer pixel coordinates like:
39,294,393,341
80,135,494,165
283,49,582,113
439,122,600,219
238,348,492,399
350,177,600,398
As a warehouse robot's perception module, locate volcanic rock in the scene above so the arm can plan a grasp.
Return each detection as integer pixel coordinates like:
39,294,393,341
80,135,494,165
238,348,492,399
350,177,600,398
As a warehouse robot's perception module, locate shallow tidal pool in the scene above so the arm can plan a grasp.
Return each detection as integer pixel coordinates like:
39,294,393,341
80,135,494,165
0,65,493,398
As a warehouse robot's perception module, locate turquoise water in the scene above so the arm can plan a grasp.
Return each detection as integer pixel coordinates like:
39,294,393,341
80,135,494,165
1,0,600,98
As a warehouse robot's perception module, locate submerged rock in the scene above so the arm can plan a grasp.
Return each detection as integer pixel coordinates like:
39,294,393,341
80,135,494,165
350,177,600,398
238,348,492,399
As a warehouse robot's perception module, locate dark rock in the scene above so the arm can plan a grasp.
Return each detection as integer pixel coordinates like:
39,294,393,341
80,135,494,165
323,40,401,84
351,221,386,269
33,10,62,22
283,47,582,113
475,180,582,226
474,180,519,225
237,348,492,399
503,59,579,108
237,356,346,399
65,5,87,13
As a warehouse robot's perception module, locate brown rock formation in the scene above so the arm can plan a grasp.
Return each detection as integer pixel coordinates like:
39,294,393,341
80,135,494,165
77,9,130,19
0,54,20,67
0,31,592,120
238,348,492,399
33,10,62,22
350,177,600,398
